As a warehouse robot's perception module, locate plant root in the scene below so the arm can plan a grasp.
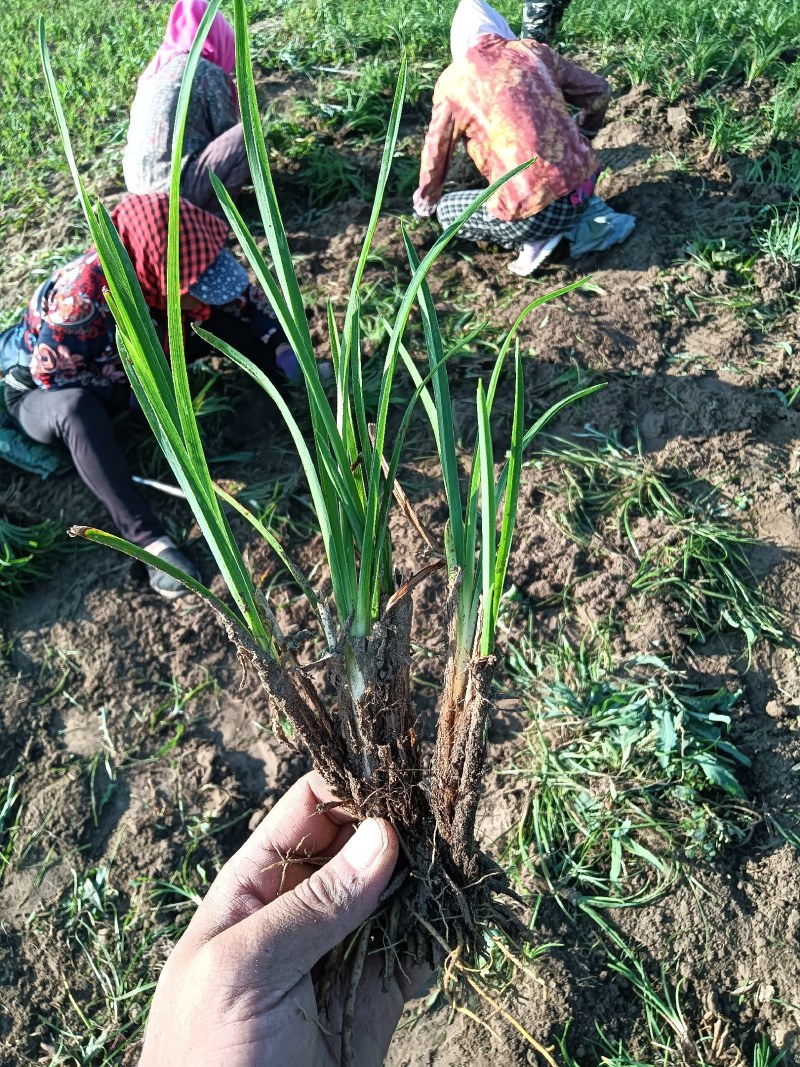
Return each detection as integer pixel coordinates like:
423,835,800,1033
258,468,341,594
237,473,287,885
222,579,534,1059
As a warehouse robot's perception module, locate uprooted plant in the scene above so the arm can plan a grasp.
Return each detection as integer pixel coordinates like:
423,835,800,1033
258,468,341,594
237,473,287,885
41,0,600,1054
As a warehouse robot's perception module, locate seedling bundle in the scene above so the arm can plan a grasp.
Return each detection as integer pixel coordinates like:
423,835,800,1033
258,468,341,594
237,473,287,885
41,0,597,1053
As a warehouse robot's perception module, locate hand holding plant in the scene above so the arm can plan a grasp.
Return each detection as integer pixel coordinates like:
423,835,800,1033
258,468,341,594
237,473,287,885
139,772,411,1067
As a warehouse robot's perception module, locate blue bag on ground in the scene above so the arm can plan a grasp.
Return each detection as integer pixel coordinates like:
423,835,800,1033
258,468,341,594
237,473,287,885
565,195,636,256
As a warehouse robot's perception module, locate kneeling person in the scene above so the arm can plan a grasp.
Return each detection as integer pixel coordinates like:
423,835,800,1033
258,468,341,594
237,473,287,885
413,0,612,275
1,194,298,600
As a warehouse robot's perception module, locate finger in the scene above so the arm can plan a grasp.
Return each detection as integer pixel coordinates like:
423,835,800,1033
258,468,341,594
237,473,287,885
187,771,355,944
218,816,399,995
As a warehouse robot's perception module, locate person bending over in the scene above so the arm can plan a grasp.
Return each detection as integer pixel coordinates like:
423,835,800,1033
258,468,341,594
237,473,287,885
1,193,299,600
413,0,610,275
138,771,417,1066
123,0,247,215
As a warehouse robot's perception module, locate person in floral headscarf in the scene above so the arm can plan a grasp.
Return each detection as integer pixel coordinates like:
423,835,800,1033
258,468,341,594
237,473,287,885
1,194,299,600
413,0,612,275
123,0,246,215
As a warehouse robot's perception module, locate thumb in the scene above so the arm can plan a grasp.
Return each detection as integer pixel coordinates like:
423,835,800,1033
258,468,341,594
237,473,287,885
241,818,399,996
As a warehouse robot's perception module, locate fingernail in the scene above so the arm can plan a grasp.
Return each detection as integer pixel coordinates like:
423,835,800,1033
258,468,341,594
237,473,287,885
341,818,387,871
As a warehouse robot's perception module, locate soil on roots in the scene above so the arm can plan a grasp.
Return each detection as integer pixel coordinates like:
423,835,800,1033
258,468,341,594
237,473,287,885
229,594,528,1022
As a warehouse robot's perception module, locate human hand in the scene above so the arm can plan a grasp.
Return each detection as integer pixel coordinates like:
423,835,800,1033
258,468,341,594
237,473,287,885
139,771,407,1067
412,188,439,218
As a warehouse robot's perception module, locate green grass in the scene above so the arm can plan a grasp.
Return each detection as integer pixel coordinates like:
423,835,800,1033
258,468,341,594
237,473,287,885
3,0,798,262
255,0,800,174
29,823,236,1064
0,652,237,1064
0,1,166,237
5,0,798,241
0,774,22,883
539,433,788,658
554,911,789,1065
684,235,758,282
503,656,754,906
756,202,800,266
680,222,798,333
746,148,800,196
753,1035,787,1067
563,0,800,96
0,516,70,611
252,0,472,65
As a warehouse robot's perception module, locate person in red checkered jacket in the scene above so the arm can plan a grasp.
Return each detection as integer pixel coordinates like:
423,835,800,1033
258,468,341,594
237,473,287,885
0,193,301,600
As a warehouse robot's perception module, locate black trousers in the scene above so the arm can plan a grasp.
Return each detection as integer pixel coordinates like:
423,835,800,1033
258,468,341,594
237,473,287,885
5,312,284,547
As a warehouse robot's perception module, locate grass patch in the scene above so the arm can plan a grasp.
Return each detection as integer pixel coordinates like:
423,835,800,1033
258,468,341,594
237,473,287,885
756,201,800,267
0,516,70,611
563,0,800,98
564,0,800,171
252,0,469,66
746,148,800,197
0,1,163,235
684,234,758,282
4,0,799,249
29,818,236,1065
540,433,788,657
503,656,754,907
0,774,22,883
15,674,240,1064
554,915,790,1065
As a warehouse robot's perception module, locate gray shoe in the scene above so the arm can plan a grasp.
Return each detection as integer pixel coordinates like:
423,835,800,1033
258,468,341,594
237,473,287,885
146,544,200,601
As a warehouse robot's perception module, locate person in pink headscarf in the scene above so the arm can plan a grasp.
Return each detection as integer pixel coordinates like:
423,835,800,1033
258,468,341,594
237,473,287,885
123,0,248,216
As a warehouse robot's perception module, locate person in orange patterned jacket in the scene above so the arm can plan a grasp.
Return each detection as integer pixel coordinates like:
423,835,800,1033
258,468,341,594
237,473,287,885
413,0,611,275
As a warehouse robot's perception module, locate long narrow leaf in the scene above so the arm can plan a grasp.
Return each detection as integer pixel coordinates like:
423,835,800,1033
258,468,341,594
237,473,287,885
40,20,270,647
353,166,537,632
167,0,223,461
212,484,322,626
371,348,464,588
491,346,525,643
339,57,408,462
477,382,496,657
486,278,588,411
232,0,313,354
401,227,463,570
194,327,358,616
69,526,242,628
210,173,365,529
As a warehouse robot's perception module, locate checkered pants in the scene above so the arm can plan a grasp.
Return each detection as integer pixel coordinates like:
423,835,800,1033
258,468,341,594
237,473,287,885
436,189,586,250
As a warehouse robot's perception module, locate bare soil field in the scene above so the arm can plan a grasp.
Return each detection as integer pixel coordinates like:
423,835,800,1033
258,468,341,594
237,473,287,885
1,78,799,1065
